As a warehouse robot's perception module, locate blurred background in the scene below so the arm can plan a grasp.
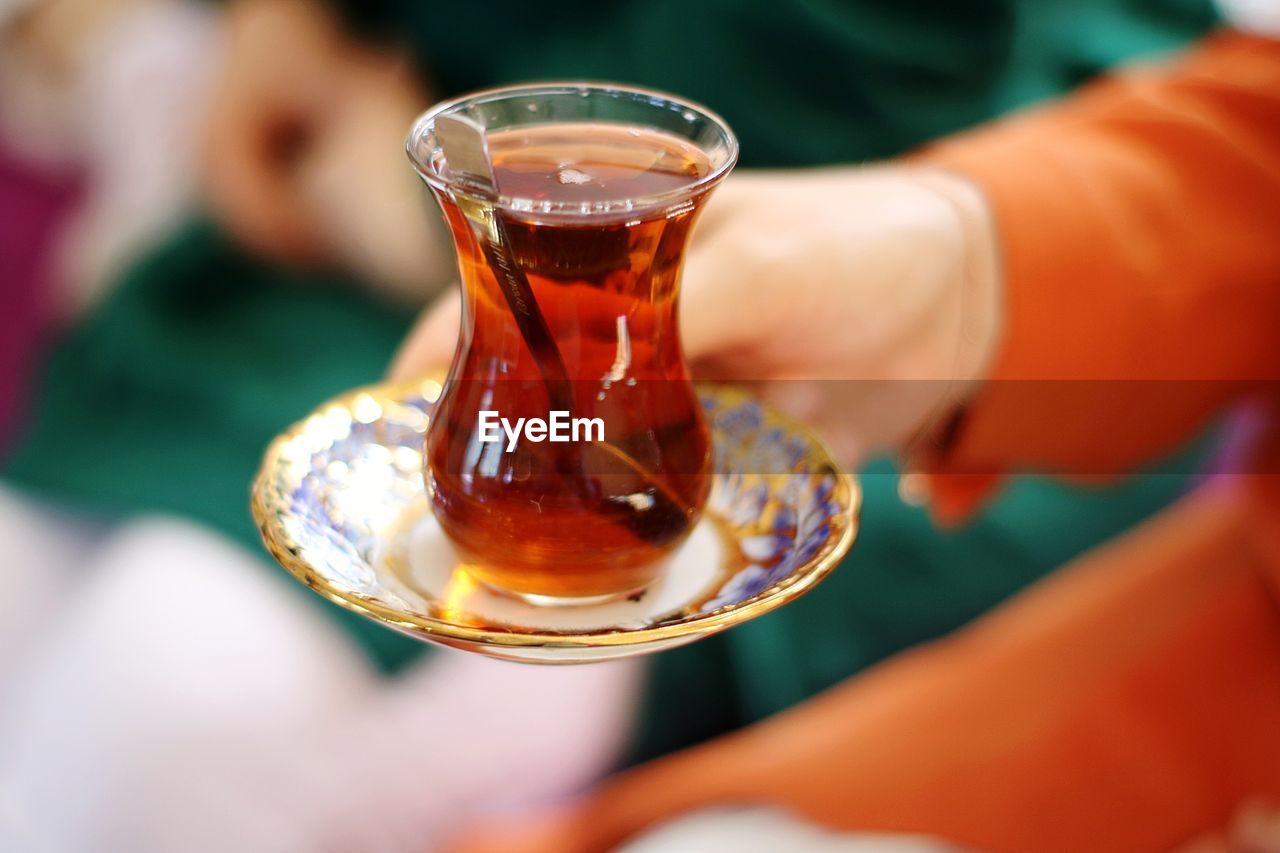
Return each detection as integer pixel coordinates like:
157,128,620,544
0,0,1265,851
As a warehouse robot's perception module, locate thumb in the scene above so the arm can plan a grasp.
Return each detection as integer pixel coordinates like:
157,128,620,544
387,289,461,381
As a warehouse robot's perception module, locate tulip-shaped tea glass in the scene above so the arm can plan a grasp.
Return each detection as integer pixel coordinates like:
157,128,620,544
407,83,738,604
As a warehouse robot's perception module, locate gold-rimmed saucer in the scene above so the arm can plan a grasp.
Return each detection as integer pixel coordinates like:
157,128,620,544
251,378,858,664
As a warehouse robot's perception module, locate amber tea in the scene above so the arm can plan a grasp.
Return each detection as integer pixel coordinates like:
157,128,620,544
412,86,736,602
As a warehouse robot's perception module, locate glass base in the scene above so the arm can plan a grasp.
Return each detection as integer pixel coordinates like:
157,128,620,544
479,581,652,608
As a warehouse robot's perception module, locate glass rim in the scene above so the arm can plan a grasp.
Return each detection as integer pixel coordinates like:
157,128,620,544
406,81,739,218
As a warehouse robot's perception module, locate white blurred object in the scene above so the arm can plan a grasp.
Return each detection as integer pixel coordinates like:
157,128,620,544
1218,0,1280,36
312,650,643,851
618,808,962,853
0,515,641,853
0,486,103,696
0,517,378,853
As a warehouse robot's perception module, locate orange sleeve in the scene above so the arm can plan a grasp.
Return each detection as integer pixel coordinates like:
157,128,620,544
913,31,1280,519
445,488,1280,853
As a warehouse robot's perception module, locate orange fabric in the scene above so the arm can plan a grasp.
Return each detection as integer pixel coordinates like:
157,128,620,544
451,487,1280,853
445,32,1280,853
918,30,1280,502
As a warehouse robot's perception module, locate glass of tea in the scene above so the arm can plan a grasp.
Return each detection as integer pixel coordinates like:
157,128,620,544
406,83,738,604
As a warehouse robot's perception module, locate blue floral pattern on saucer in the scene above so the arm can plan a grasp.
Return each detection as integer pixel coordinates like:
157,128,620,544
253,379,858,663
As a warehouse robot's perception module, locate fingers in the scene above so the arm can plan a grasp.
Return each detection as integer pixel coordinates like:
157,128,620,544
676,176,786,370
386,289,462,381
677,231,761,371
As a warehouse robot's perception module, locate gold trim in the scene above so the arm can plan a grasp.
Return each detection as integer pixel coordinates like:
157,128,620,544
251,378,860,655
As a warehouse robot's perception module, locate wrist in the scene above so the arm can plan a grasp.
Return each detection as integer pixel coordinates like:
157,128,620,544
884,166,1001,472
907,166,1003,393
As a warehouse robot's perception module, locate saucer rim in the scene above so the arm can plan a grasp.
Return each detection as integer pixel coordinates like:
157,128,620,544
251,378,860,652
